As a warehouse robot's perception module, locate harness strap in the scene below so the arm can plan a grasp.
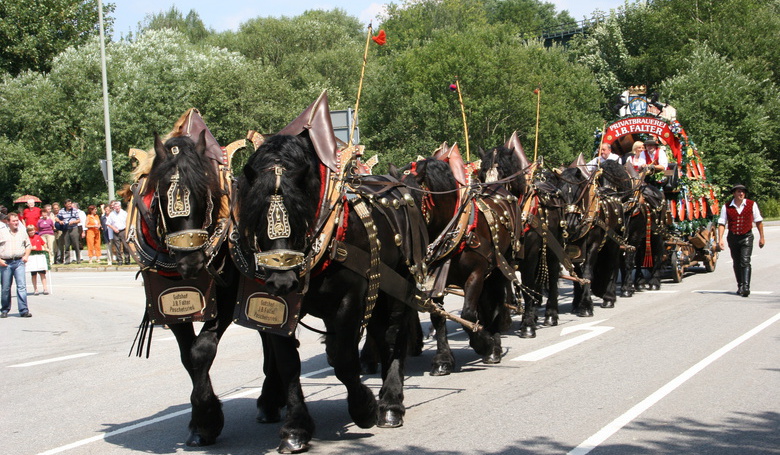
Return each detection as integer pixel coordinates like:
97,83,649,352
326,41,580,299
350,198,381,330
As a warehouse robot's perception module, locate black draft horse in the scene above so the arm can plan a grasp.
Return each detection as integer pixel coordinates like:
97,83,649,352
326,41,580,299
398,157,517,375
236,134,420,452
620,182,668,296
139,131,238,447
555,160,629,317
479,145,568,329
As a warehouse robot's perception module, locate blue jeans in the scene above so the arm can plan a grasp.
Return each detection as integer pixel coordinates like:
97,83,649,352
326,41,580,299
1,259,29,314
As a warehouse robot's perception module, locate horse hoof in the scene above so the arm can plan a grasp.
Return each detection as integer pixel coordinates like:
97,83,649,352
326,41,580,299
186,430,216,447
377,410,403,428
601,301,615,309
519,326,536,338
277,436,310,454
577,309,593,317
543,316,558,327
256,407,282,423
430,363,452,376
621,291,633,298
483,350,502,364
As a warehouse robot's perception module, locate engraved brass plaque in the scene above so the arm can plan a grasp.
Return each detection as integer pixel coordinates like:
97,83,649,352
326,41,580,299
246,294,288,326
158,287,205,317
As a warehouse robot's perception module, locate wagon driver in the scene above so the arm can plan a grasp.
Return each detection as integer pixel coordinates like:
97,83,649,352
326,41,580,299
717,184,765,297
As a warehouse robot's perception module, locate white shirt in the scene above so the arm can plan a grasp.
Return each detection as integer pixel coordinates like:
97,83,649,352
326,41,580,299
107,209,128,231
633,147,669,170
717,199,763,226
586,153,620,169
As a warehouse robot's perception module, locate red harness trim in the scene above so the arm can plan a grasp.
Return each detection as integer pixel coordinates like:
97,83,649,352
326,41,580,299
138,191,180,277
522,196,539,234
310,195,349,277
454,199,479,254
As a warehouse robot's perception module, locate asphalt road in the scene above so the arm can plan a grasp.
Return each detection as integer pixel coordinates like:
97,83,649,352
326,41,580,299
2,224,779,455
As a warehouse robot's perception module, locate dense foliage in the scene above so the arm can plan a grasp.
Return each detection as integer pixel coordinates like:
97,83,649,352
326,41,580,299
0,0,778,214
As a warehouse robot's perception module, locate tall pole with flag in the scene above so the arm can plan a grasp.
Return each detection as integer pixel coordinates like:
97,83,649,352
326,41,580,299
451,77,470,162
533,85,541,162
350,24,385,147
97,0,115,200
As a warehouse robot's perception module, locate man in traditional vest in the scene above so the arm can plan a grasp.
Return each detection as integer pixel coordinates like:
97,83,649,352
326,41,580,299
717,184,765,297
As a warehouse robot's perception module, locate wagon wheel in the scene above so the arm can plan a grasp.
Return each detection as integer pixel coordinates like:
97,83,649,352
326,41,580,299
704,225,718,272
670,250,684,283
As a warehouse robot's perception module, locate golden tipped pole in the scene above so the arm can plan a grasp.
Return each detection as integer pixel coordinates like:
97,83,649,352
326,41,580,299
533,85,541,162
454,77,470,161
349,23,373,148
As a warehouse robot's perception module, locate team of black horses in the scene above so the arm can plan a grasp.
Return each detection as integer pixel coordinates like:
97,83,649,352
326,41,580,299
128,97,675,453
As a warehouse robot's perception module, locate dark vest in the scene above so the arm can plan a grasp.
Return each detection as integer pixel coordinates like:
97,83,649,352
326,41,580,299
726,199,754,235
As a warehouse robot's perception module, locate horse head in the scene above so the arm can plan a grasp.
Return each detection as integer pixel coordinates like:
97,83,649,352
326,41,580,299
148,130,223,279
398,157,458,237
555,167,589,239
478,145,526,198
237,134,321,296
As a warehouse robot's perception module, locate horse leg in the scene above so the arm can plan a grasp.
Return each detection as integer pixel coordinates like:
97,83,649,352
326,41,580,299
429,307,455,376
256,332,285,423
359,332,379,375
265,333,315,454
463,270,501,362
599,243,620,309
621,243,636,298
575,244,597,317
371,298,413,428
544,257,560,327
169,319,226,447
478,271,508,360
519,244,540,335
648,233,664,290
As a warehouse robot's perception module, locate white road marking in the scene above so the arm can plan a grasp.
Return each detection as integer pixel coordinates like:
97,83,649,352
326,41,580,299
694,290,773,294
36,366,334,455
512,320,614,362
9,353,97,368
568,311,780,455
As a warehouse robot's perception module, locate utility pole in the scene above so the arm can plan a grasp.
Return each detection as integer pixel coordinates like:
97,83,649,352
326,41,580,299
97,0,115,200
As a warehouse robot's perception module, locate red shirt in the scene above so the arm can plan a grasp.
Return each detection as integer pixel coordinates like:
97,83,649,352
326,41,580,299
29,234,45,251
22,206,42,230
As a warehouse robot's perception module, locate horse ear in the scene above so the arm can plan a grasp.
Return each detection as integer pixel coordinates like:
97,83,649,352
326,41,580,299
243,162,257,184
195,129,207,155
388,164,400,179
477,147,486,159
154,133,168,161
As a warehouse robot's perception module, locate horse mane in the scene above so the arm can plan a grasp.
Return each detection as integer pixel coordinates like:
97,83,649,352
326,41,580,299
479,145,526,196
146,136,221,208
599,160,632,194
131,111,196,182
409,158,458,193
238,134,321,250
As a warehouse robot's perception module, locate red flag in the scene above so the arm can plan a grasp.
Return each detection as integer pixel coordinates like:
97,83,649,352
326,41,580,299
372,29,386,45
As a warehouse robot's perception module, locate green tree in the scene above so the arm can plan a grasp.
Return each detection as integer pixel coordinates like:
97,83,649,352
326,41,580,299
139,7,211,43
660,43,780,199
0,0,113,76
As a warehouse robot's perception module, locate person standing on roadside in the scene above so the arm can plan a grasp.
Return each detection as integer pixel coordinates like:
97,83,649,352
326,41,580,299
717,184,766,297
26,224,49,295
85,205,102,263
101,204,113,264
21,199,42,230
1,213,33,318
57,199,82,264
106,200,130,265
51,202,64,264
37,204,56,261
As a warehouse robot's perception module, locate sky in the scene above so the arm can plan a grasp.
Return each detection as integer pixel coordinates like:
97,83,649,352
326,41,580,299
108,0,627,38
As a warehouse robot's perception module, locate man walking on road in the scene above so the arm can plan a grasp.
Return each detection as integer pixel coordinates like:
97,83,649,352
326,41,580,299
717,184,766,297
0,213,33,318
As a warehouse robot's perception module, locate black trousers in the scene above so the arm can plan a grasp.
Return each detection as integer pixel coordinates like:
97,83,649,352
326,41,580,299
727,231,753,285
62,228,81,263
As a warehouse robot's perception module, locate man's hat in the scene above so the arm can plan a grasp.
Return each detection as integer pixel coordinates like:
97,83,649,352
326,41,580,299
731,184,748,193
644,139,659,147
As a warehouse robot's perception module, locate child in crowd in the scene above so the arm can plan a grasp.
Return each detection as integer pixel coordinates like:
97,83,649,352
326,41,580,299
26,225,50,295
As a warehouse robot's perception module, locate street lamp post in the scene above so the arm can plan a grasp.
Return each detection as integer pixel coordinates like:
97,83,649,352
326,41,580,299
97,0,115,201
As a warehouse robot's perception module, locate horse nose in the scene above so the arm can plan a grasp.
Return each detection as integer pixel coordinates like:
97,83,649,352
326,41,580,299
176,252,205,279
265,270,298,296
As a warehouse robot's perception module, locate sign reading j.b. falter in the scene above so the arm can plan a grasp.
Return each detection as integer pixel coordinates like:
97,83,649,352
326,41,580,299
604,117,674,144
158,287,205,317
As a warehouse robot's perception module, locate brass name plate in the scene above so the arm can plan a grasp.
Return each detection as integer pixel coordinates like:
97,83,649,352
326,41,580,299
246,294,288,326
158,287,205,317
